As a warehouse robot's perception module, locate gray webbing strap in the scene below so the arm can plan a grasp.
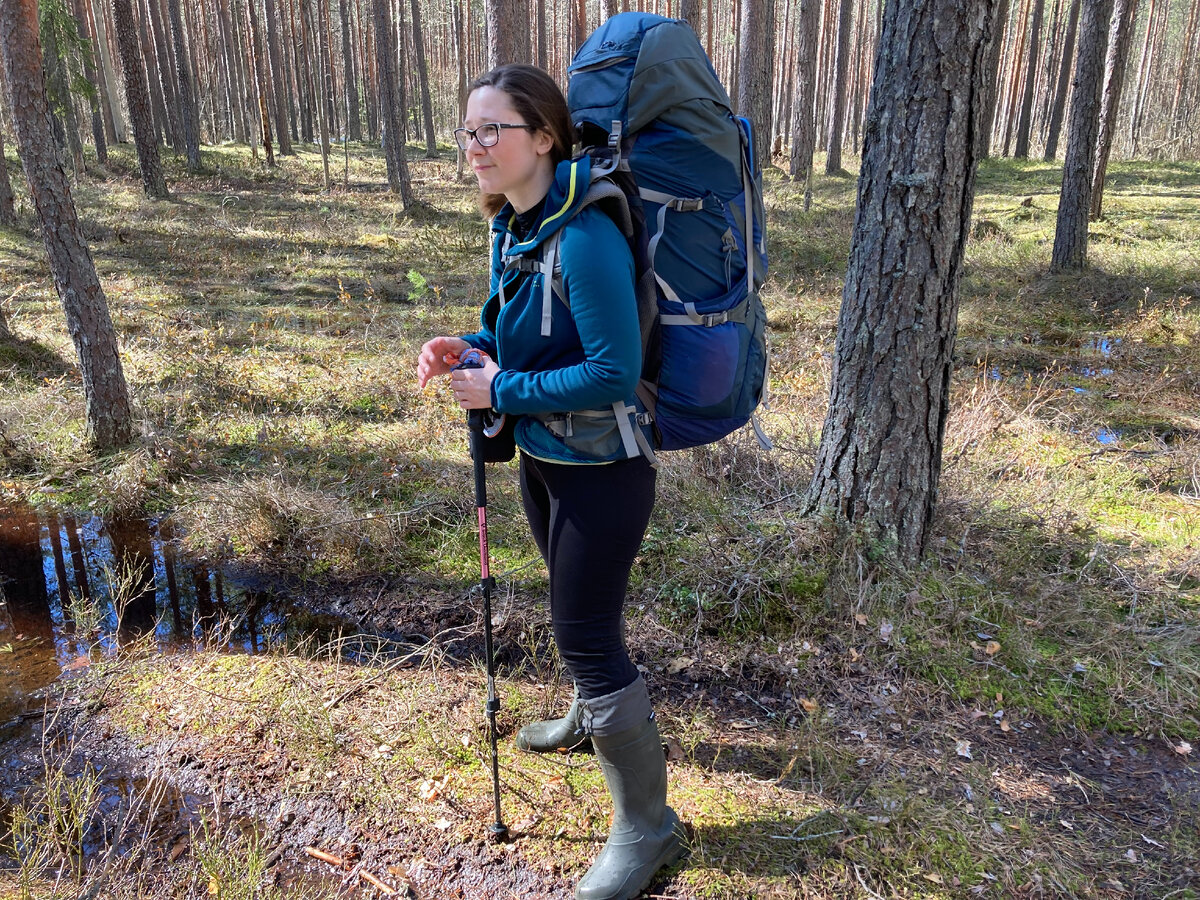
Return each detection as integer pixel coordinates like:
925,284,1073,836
539,231,560,336
639,187,704,319
659,295,751,328
612,401,658,466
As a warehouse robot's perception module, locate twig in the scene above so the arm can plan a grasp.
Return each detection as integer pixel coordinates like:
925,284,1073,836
853,863,886,900
357,868,398,894
770,829,844,841
304,846,346,867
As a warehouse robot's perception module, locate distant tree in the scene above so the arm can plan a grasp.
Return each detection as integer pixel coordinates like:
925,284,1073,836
264,0,293,153
0,93,15,225
0,0,135,451
410,0,437,157
142,0,179,149
1043,0,1081,158
339,0,362,140
804,0,999,564
1013,0,1045,157
246,0,276,167
824,0,854,172
978,0,1010,156
305,0,332,187
372,0,414,203
69,0,107,164
1089,0,1139,219
167,0,200,170
788,0,820,205
737,0,775,170
679,0,701,32
39,0,87,177
1050,0,1113,270
112,0,168,197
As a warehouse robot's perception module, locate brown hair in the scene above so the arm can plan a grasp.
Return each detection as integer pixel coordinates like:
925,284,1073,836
466,64,575,219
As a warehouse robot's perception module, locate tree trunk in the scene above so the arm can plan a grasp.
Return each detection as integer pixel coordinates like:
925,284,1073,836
1127,0,1156,153
804,0,999,565
308,0,331,187
824,0,854,172
978,0,1011,156
264,0,294,152
486,0,529,67
167,0,200,168
1088,0,1137,218
0,101,16,225
70,0,109,163
1043,0,1080,157
0,0,134,451
678,0,700,30
85,0,122,142
339,0,362,140
371,0,413,202
736,0,774,170
789,0,820,200
291,0,314,143
1050,0,1113,270
246,0,276,165
1014,0,1045,156
451,0,467,178
40,17,87,178
112,0,169,196
143,0,180,148
1167,0,1198,142
409,0,436,156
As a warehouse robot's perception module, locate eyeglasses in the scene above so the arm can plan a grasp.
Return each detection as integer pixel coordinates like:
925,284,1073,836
454,122,536,150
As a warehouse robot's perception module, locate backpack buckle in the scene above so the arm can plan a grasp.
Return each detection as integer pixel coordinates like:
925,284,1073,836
670,198,704,212
700,311,729,327
635,412,654,426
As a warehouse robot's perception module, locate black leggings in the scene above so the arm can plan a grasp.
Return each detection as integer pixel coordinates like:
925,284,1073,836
519,452,657,700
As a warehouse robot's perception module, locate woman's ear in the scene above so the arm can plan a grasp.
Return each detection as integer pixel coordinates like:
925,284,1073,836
533,128,555,157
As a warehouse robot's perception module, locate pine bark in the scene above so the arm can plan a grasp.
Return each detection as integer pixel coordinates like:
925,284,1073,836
736,0,774,168
1050,0,1113,270
0,0,134,451
112,0,169,196
825,0,854,172
978,0,1010,156
804,0,999,564
372,0,413,202
788,0,820,197
1043,0,1080,157
144,0,180,147
246,0,275,165
71,0,109,163
0,105,16,225
679,0,700,30
167,0,200,168
1089,0,1138,218
86,0,122,142
264,0,294,153
486,0,529,67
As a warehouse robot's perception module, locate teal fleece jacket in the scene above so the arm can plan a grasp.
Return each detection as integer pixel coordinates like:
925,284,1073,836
462,156,648,464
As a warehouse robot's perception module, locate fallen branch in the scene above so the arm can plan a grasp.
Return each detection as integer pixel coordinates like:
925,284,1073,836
357,868,398,895
303,846,345,867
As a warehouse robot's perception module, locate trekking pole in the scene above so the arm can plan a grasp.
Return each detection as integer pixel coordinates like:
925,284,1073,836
453,349,509,842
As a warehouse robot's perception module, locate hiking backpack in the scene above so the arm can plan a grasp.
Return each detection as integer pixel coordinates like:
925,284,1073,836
564,12,771,455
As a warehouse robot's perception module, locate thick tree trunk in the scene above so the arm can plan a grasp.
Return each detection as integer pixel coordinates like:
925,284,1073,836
264,0,293,153
1089,0,1138,219
736,0,775,170
804,0,999,564
824,0,854,172
1014,0,1045,156
1043,0,1080,158
339,0,361,140
0,0,135,451
409,0,437,157
167,0,200,169
112,0,169,196
486,0,529,67
678,0,700,30
788,0,820,200
1050,0,1113,270
371,0,413,202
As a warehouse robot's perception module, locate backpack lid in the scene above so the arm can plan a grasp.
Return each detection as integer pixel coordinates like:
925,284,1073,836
567,13,732,135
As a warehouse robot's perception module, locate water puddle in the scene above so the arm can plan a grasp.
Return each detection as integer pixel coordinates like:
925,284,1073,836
1095,427,1123,445
1082,335,1122,357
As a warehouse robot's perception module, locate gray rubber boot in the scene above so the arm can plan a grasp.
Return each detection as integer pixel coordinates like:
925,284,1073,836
515,696,594,754
575,683,686,900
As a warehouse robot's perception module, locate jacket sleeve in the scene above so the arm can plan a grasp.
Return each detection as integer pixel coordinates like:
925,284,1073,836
490,213,640,414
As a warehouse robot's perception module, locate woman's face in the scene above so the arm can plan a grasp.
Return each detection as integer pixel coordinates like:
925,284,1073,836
463,86,554,212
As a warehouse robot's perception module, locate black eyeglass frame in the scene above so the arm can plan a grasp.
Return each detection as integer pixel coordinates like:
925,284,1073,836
454,122,537,150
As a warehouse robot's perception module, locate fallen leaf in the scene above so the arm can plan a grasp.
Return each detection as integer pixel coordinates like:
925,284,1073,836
878,621,894,642
169,839,189,862
923,873,944,884
798,697,818,714
849,647,861,661
0,643,12,653
854,613,868,626
985,641,1001,656
1124,849,1137,863
664,736,685,761
208,878,220,896
665,656,694,675
999,720,1012,733
1172,740,1192,756
419,774,450,801
432,818,454,830
956,740,973,760
460,733,471,748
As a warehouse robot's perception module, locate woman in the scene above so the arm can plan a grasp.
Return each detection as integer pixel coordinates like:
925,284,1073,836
416,64,683,900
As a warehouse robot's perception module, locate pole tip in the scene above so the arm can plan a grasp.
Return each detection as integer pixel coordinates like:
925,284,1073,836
490,823,509,841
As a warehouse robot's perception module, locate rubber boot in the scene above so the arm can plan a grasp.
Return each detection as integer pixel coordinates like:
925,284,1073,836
515,695,594,754
575,712,685,898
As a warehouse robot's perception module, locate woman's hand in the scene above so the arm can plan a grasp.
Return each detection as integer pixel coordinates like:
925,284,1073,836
417,336,471,389
450,355,500,409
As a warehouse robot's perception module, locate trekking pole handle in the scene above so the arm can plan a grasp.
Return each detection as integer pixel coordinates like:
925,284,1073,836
451,349,507,439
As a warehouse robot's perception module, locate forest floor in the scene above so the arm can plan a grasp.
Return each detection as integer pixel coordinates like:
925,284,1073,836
0,141,1198,899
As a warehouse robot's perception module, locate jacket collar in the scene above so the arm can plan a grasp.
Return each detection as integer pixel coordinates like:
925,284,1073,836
491,155,593,256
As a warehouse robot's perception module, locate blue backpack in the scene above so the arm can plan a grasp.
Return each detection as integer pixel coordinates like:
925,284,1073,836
565,12,770,454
